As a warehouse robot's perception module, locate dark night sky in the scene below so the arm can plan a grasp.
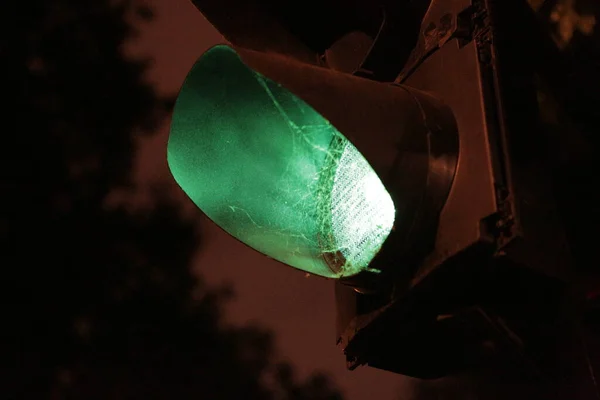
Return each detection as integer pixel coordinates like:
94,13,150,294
129,0,413,399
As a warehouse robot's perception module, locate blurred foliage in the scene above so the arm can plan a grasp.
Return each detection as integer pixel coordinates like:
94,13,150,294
0,1,342,399
529,0,600,281
529,0,596,47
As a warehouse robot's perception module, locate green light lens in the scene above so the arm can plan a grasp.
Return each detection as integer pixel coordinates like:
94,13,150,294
168,45,395,278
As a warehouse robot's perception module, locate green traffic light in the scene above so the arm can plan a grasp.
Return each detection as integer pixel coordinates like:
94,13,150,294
167,44,395,279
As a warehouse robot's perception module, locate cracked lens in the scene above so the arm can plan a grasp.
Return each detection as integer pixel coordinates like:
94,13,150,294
167,44,395,278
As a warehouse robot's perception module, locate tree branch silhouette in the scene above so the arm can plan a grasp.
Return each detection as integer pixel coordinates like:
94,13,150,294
2,1,343,399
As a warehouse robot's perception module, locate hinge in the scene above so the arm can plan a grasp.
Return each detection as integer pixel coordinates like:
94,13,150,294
471,0,494,65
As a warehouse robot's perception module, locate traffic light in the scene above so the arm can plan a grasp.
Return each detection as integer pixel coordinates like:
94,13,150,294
167,0,596,390
168,43,458,280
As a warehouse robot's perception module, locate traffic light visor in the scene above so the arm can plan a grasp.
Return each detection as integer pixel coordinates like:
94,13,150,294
168,45,395,278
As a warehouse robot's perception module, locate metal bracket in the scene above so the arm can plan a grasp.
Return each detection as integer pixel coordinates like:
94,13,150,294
396,2,476,83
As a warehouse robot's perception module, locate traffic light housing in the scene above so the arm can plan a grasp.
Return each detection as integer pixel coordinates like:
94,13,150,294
168,0,596,389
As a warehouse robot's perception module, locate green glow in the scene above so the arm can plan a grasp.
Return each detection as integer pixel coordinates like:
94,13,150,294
167,45,395,278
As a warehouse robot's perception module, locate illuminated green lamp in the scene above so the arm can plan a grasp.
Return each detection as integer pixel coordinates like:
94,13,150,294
167,45,395,279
